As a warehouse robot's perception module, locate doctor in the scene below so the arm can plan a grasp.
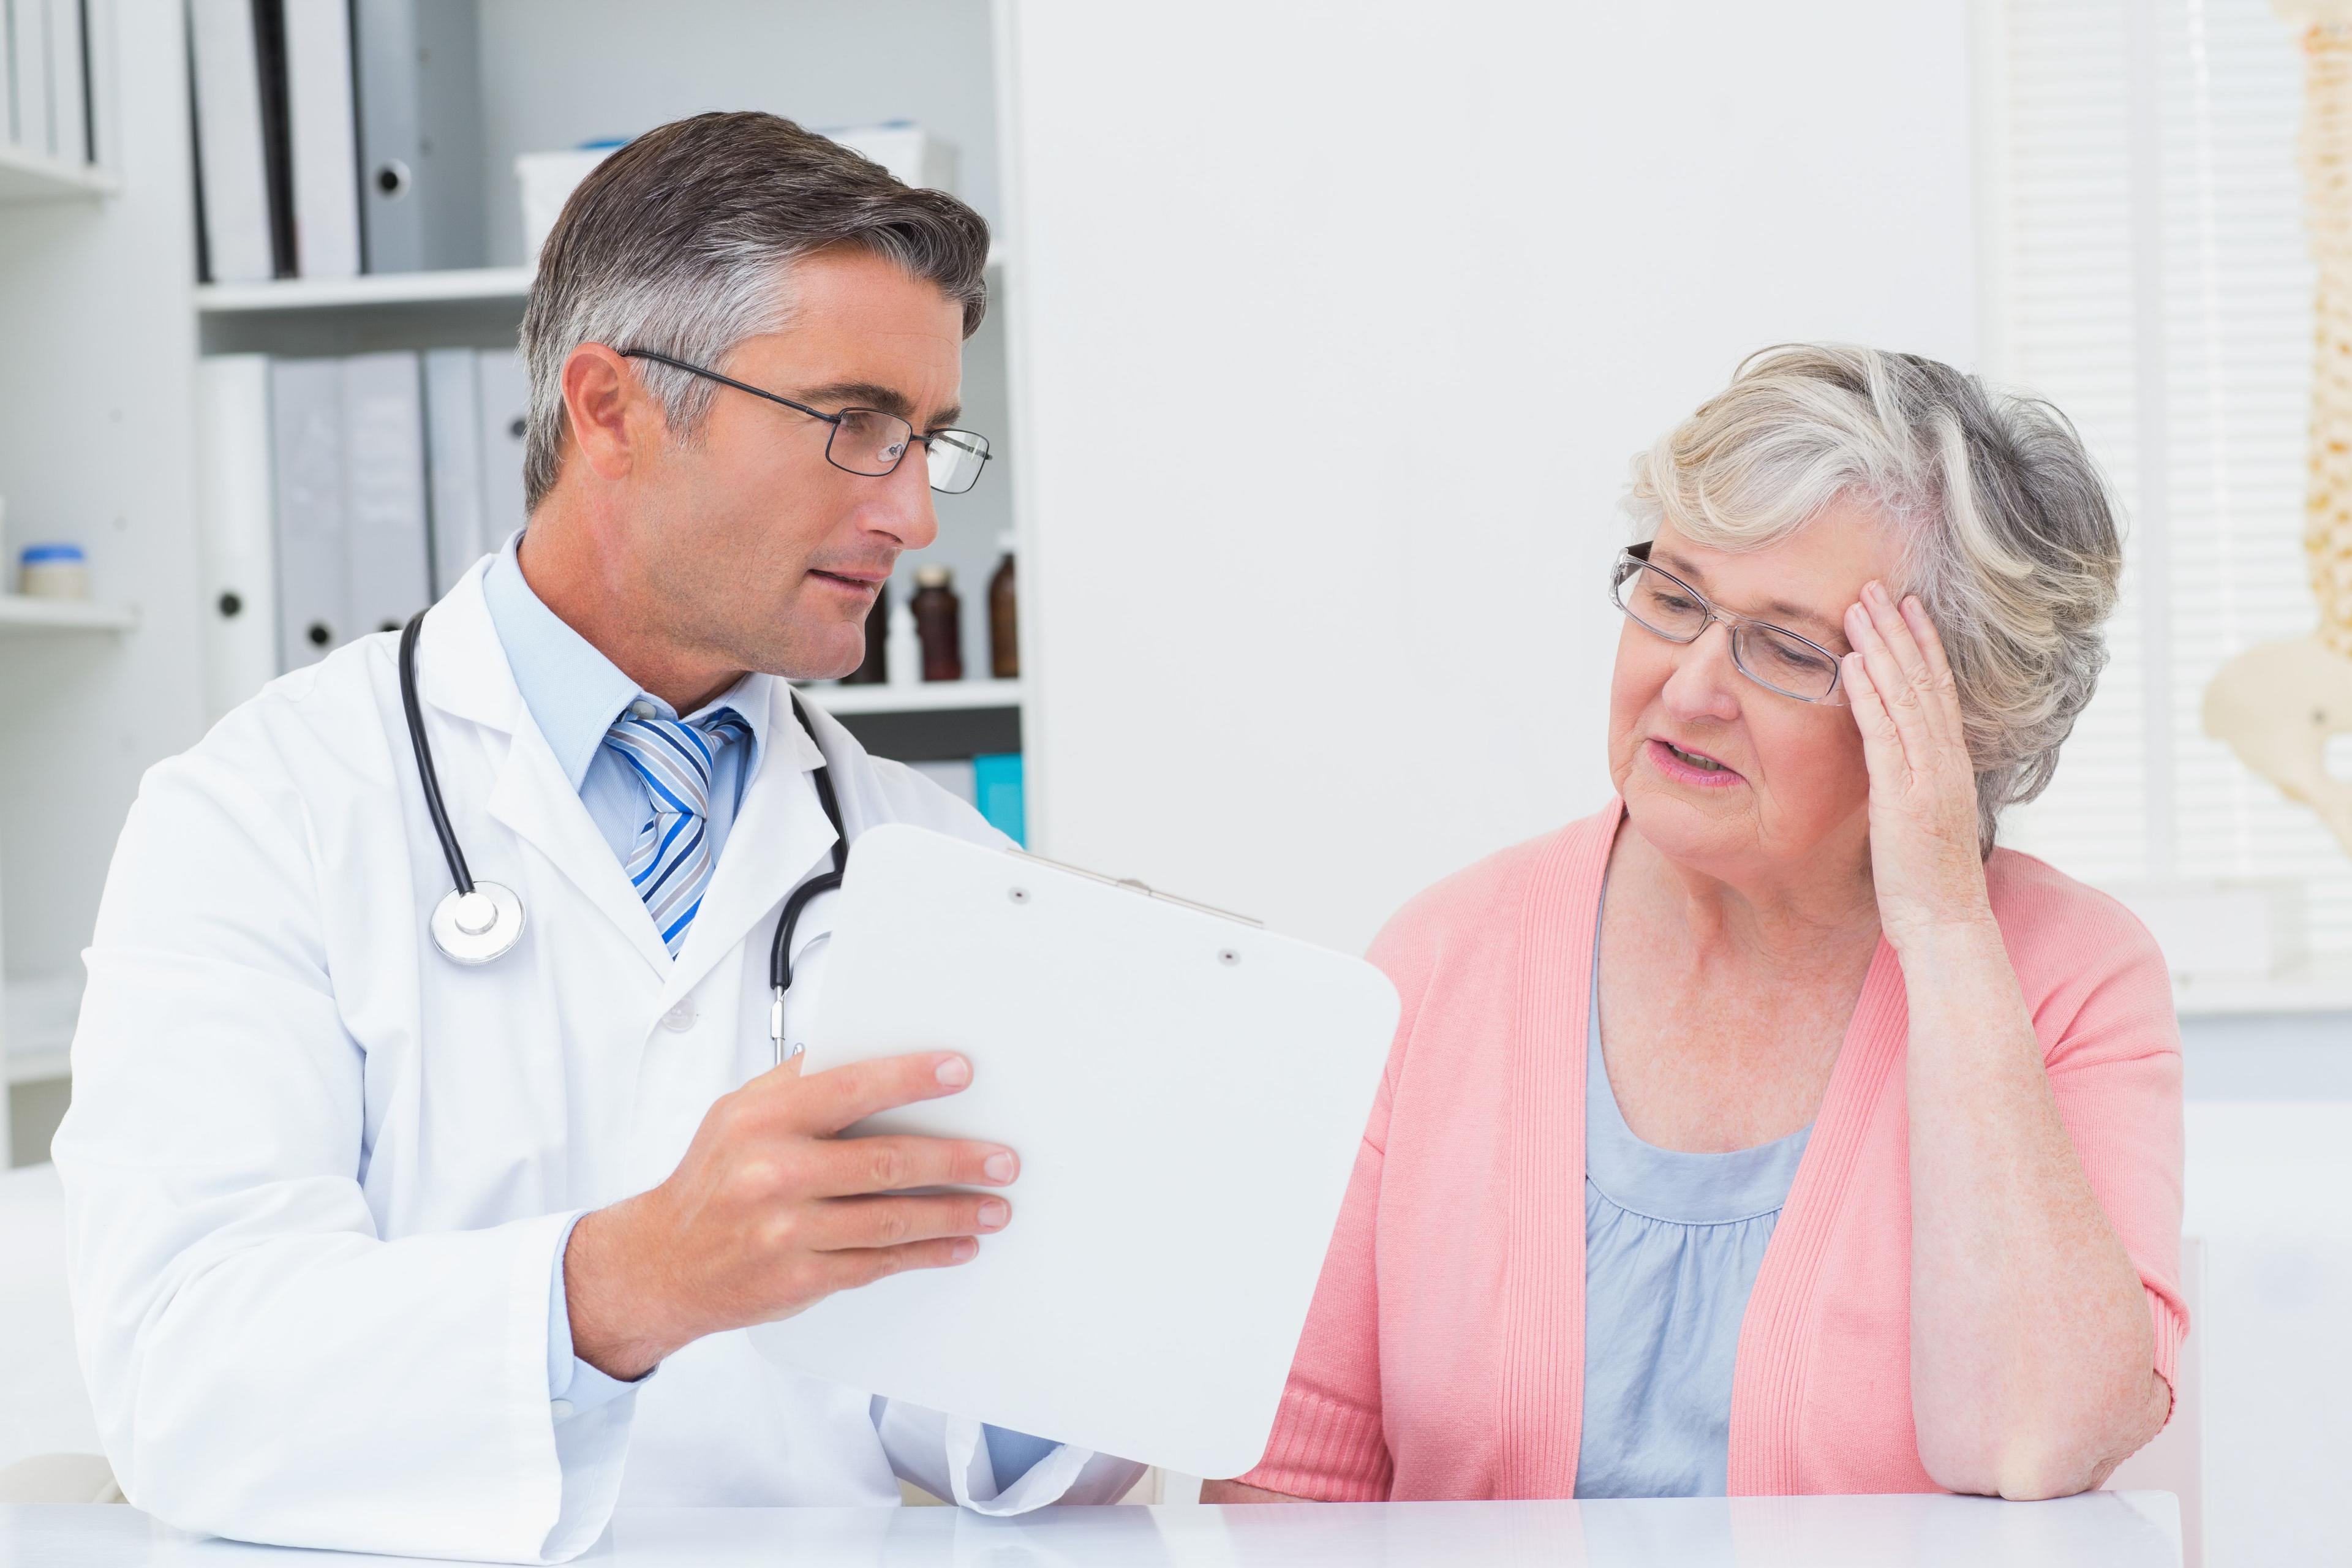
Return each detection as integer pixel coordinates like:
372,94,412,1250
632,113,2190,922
53,110,1141,1562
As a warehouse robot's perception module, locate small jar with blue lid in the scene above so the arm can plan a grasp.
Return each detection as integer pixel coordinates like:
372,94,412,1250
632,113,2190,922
18,543,91,600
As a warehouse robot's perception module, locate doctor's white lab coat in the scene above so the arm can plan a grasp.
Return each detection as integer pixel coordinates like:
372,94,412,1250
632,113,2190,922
51,564,1140,1562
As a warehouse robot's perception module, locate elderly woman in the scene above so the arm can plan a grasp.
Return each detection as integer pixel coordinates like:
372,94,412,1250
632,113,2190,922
1208,345,2185,1504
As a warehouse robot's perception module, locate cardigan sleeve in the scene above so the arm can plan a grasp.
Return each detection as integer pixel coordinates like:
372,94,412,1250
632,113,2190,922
1234,908,1438,1500
2013,872,2190,1410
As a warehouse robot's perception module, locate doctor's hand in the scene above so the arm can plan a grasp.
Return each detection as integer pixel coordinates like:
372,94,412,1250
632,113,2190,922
561,1052,1017,1382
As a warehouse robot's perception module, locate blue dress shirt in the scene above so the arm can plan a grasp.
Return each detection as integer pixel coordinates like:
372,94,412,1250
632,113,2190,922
481,537,1057,1488
1574,869,1812,1498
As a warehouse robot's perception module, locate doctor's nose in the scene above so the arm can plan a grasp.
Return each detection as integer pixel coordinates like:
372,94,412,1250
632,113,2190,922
868,450,940,552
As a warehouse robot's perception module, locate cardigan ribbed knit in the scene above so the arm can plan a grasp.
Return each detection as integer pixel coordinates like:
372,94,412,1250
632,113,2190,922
1242,800,2187,1500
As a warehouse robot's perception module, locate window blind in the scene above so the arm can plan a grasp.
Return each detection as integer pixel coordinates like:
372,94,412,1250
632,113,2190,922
1989,0,2352,969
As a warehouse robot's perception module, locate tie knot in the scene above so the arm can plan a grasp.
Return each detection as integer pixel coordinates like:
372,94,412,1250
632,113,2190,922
603,706,750,821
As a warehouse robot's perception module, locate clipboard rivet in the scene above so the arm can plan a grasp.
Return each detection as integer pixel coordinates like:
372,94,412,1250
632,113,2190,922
1008,887,1031,905
1218,948,1240,966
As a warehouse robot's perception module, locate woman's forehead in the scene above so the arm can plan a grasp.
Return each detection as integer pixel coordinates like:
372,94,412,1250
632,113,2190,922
1651,505,1899,631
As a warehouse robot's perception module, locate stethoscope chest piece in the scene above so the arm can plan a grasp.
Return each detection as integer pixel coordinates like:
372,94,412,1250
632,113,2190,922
430,881,526,965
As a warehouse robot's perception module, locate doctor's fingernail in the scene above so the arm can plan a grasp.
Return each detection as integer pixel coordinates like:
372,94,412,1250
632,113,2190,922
951,1238,979,1263
983,1152,1016,1183
935,1056,971,1088
978,1200,1010,1229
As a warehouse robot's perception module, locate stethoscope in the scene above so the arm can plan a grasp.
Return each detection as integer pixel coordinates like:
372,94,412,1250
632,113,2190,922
398,608,849,1065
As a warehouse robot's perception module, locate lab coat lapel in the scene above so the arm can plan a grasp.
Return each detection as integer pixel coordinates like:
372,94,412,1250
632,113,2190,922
417,567,674,979
660,678,839,1008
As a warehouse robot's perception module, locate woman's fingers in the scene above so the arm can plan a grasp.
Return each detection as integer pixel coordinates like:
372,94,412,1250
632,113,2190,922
1844,597,1934,767
1897,593,1970,755
1842,650,1910,791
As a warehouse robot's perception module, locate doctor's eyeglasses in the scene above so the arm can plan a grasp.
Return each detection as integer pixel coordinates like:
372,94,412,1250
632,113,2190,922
619,349,993,495
1609,542,1850,706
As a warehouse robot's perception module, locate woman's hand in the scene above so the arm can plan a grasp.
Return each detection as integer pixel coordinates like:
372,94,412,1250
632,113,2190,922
1841,580,1994,954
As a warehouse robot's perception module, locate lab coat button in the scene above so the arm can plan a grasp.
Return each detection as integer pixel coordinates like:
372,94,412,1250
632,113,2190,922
660,1002,696,1033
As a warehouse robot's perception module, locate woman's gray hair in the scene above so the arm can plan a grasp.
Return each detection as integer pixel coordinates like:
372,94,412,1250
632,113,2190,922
1624,344,2124,854
518,110,990,512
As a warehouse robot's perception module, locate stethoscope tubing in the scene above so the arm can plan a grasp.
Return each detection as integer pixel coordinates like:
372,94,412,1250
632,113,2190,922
399,605,850,1061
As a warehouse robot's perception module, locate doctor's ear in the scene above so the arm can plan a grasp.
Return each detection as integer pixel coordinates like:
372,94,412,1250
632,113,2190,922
559,342,663,484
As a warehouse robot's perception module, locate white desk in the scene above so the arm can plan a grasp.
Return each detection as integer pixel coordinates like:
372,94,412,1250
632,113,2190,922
0,1495,2180,1567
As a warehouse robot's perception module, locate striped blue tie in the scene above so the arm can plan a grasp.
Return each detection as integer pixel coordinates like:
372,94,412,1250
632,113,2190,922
603,706,753,957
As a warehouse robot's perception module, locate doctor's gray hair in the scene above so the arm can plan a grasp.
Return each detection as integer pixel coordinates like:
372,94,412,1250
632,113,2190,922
518,110,991,512
1623,344,2125,854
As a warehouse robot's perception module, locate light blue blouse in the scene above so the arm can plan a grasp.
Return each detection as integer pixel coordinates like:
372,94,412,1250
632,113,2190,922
1574,878,1812,1499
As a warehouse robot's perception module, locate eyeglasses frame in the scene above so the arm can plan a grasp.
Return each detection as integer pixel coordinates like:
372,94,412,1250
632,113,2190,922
617,348,993,494
1609,540,1850,706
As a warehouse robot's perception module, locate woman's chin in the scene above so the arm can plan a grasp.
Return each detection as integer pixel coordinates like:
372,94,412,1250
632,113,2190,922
1622,782,1752,867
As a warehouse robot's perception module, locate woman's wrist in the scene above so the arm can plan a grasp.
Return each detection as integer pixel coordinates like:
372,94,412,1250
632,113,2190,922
1887,905,2002,959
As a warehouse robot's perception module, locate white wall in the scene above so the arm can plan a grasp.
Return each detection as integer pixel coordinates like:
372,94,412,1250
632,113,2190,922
1004,0,1981,952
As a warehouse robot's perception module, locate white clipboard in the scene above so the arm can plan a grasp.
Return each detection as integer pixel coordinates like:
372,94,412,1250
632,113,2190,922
747,823,1399,1480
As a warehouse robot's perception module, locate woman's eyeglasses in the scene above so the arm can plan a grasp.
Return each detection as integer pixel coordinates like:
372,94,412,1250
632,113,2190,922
1608,543,1849,706
619,349,993,496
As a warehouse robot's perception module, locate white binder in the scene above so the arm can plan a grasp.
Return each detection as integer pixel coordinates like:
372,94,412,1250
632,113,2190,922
750,824,1399,1480
9,0,48,157
423,347,486,595
269,356,345,667
195,355,279,724
187,0,273,282
351,0,483,273
282,0,360,279
474,348,529,539
341,352,431,638
50,0,85,165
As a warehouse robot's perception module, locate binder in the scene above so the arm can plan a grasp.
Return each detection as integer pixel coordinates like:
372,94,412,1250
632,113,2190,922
352,0,483,272
423,347,486,595
187,0,274,282
973,752,1025,845
195,356,281,724
10,0,49,156
474,348,529,538
50,0,85,165
0,6,12,149
341,352,432,638
281,0,359,278
269,356,345,667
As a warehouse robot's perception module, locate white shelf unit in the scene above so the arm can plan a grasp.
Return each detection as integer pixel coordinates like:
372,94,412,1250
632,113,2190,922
0,143,116,204
797,679,1021,715
194,266,538,312
0,597,138,633
0,3,1039,1163
195,251,1005,315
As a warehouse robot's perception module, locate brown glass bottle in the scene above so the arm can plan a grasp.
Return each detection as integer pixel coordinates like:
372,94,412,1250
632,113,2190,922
988,536,1019,679
911,565,963,682
842,582,888,683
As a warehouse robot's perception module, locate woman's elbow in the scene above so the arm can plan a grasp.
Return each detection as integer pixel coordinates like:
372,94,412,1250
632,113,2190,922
1921,1370,2173,1500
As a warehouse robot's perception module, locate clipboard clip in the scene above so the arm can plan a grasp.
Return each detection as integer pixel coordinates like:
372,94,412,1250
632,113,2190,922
1003,847,1265,929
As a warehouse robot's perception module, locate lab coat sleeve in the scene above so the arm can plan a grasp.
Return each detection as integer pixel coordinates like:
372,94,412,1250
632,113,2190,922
51,744,625,1564
873,1399,1147,1510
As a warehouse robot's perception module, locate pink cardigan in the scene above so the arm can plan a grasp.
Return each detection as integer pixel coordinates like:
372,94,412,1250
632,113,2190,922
1243,800,2186,1499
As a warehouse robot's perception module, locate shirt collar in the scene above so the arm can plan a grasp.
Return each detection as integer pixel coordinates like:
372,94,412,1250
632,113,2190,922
481,532,773,789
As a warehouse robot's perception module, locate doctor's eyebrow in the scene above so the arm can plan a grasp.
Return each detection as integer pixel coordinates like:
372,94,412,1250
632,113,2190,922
796,381,962,431
1650,546,1847,643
